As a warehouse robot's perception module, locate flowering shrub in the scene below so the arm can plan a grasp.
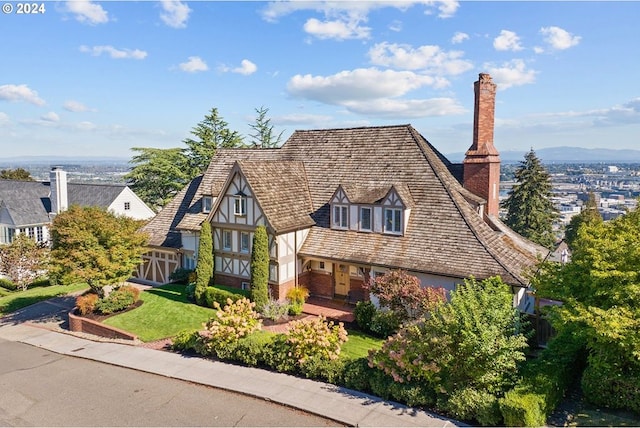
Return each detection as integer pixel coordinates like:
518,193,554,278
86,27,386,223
368,270,446,324
285,315,348,365
203,298,262,355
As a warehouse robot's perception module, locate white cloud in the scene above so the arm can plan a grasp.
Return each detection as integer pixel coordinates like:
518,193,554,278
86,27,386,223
76,121,97,131
483,59,537,90
66,0,108,25
343,97,465,118
64,100,94,112
41,112,60,122
389,20,403,32
288,68,441,104
235,59,257,75
79,45,148,60
160,0,191,29
179,56,208,73
368,42,473,76
493,30,523,51
0,84,45,106
303,17,371,40
275,113,334,126
0,112,9,125
539,26,581,51
451,32,469,44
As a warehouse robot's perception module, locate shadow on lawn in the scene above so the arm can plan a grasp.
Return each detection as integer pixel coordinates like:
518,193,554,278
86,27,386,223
144,285,191,305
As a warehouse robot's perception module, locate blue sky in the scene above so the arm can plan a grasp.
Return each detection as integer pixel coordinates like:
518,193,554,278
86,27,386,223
1,1,639,159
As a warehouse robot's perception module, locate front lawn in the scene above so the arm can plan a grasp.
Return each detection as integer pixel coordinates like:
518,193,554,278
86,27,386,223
104,283,216,342
341,329,384,360
0,283,88,316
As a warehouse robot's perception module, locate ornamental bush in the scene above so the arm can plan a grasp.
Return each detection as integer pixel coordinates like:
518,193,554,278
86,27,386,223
195,222,213,305
94,285,140,315
250,225,269,312
202,286,244,308
202,297,262,358
285,315,348,365
286,286,309,316
76,293,99,315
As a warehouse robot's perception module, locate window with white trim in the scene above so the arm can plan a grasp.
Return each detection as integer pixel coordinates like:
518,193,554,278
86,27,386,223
360,207,372,231
240,231,250,253
332,205,348,229
384,208,402,234
202,196,212,213
124,202,131,211
222,230,232,250
234,196,246,216
36,226,43,243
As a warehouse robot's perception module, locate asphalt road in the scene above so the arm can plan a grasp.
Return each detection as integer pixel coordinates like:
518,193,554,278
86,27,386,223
0,339,340,427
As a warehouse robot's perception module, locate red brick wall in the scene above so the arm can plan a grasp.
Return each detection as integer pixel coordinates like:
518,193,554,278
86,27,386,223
68,311,137,341
306,271,333,298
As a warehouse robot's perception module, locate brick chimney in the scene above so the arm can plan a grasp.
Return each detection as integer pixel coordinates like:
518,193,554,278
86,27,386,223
50,167,68,215
463,73,501,217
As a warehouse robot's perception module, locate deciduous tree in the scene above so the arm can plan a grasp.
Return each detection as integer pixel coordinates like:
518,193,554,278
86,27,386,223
534,206,640,412
368,270,446,324
250,225,269,312
501,149,558,249
195,221,213,305
0,234,48,290
49,206,148,296
563,191,602,249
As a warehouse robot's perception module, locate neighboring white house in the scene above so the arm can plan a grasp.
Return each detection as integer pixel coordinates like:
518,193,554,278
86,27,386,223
0,167,155,245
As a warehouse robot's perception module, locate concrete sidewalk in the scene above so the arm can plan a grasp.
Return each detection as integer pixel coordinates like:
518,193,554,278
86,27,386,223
0,298,463,427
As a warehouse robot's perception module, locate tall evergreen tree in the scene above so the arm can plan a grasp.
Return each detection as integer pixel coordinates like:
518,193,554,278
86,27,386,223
250,225,269,312
247,106,284,148
183,107,244,176
563,192,602,249
125,147,191,210
195,221,213,306
501,149,558,249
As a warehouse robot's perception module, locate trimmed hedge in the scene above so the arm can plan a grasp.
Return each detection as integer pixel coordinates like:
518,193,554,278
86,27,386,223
202,285,248,309
499,327,587,426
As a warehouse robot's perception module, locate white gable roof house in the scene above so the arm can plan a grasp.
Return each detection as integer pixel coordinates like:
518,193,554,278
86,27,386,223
139,73,548,311
0,167,155,245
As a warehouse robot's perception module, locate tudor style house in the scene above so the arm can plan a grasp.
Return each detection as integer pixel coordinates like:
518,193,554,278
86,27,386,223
138,73,547,311
0,167,155,245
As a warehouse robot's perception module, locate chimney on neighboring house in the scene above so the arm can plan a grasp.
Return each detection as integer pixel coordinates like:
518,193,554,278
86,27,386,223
50,167,68,215
463,73,501,217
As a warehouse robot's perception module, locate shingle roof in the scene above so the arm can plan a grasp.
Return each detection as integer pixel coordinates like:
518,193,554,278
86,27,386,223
235,160,315,233
67,183,125,208
147,124,546,285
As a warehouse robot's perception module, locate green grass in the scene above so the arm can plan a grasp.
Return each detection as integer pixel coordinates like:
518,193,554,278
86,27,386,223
341,329,384,360
0,283,88,315
104,283,216,342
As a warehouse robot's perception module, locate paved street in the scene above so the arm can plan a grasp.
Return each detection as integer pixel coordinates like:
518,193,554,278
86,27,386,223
0,339,339,427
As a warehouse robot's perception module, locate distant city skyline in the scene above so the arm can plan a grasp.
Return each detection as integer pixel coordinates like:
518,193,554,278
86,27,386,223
1,1,639,158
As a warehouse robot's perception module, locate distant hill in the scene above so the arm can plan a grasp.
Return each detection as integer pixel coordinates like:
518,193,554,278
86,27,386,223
447,147,640,163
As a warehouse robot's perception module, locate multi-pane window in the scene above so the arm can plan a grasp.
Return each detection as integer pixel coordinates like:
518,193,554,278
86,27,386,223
36,227,43,243
28,227,35,240
333,205,348,229
222,230,232,250
360,207,372,231
202,196,212,213
240,231,250,253
384,208,402,234
124,202,131,210
234,196,246,216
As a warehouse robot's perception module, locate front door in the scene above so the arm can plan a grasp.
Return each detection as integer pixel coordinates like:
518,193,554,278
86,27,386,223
334,264,349,296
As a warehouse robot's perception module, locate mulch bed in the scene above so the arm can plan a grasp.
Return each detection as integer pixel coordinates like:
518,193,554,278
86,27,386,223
75,300,143,322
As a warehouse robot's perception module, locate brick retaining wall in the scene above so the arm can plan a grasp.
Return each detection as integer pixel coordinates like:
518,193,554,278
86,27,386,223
68,310,137,341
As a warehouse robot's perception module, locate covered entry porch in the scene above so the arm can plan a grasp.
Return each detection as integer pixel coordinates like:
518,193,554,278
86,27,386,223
298,258,370,305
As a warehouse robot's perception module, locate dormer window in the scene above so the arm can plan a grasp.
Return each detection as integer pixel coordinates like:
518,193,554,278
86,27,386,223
333,205,348,229
384,208,402,234
202,196,213,213
234,194,246,216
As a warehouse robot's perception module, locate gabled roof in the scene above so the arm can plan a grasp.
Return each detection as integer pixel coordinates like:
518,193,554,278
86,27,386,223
67,183,125,209
147,124,546,285
339,183,414,207
233,161,315,233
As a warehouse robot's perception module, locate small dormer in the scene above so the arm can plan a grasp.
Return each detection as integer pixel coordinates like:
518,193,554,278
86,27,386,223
202,195,213,213
329,183,413,236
